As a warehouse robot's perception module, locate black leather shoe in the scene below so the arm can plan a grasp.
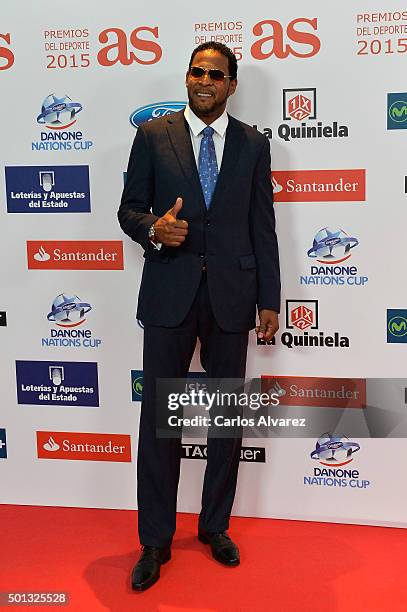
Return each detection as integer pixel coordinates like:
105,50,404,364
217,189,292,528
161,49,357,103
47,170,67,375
131,545,171,591
198,530,240,566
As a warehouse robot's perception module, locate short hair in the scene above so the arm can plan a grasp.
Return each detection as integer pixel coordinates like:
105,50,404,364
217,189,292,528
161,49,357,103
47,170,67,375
188,42,238,80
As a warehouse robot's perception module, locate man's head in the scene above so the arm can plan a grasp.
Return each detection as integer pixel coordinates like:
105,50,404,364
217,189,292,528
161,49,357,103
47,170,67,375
186,42,238,124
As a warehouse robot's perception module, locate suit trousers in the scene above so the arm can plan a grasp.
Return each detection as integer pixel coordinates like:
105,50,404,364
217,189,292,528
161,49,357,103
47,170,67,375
137,271,249,548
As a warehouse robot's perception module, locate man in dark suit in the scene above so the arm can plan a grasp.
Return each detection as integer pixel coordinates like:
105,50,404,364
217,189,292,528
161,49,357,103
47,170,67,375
118,42,280,591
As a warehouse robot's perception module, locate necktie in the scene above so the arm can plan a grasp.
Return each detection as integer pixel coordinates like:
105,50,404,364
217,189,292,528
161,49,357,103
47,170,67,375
198,126,218,209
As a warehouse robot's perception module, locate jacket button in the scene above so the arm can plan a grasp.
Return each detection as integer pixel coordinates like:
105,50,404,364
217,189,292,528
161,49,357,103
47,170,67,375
206,221,211,227
199,253,205,258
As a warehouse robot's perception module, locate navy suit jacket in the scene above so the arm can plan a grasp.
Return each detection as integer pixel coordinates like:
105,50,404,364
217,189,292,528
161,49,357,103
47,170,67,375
118,110,280,332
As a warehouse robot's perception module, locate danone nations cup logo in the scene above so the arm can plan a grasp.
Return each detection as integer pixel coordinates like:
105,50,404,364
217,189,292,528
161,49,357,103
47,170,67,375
37,94,83,129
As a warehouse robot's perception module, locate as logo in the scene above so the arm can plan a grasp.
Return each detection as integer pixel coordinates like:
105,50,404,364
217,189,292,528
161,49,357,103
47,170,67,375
251,18,320,60
97,27,162,66
387,309,407,343
0,33,14,70
387,93,407,130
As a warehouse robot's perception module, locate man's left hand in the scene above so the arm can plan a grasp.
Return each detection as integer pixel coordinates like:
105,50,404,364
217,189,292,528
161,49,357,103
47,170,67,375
256,309,279,341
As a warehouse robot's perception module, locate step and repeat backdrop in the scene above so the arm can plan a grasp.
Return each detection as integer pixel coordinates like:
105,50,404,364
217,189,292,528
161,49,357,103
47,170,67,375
1,2,407,527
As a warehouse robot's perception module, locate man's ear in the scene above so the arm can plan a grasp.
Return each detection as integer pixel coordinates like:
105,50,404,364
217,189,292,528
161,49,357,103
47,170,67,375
228,79,238,96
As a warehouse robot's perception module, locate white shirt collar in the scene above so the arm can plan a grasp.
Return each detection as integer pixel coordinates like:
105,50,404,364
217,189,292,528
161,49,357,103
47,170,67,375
184,104,228,138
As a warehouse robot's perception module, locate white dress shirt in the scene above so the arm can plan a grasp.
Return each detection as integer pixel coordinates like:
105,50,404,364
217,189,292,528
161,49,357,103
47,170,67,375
184,104,228,169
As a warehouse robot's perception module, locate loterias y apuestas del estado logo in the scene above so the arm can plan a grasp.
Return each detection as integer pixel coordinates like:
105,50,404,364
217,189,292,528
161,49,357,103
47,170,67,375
16,360,99,407
5,165,90,213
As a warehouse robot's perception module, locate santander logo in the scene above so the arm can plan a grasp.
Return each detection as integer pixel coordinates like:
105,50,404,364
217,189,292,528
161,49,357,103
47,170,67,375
27,241,124,270
34,245,51,261
43,436,60,451
272,170,366,203
37,431,132,462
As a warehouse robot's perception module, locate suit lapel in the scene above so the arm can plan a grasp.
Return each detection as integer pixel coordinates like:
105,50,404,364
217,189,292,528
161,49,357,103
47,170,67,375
210,115,244,209
166,111,205,209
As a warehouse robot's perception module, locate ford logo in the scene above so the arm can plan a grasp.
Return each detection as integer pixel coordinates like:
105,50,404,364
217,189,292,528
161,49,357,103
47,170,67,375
130,101,187,128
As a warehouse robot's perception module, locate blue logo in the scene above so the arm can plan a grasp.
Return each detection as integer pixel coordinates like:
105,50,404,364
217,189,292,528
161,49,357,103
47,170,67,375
16,360,99,406
387,309,407,343
310,434,360,466
387,93,407,130
33,93,93,151
304,433,369,489
307,228,359,264
48,294,92,328
130,101,186,128
5,165,91,213
131,370,143,401
0,428,7,459
37,94,82,129
43,294,101,349
300,227,368,287
131,370,207,402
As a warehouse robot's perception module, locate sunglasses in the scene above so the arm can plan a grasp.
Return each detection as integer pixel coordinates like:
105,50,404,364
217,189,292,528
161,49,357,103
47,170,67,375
189,66,232,81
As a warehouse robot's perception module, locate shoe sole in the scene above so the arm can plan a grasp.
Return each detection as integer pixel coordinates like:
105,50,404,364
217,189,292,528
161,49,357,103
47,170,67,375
198,534,240,566
132,550,171,592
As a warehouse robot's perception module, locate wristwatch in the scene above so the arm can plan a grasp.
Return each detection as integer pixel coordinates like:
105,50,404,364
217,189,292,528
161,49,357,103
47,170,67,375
148,222,156,243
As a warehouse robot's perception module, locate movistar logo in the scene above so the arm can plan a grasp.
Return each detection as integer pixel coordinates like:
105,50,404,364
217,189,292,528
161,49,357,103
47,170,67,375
131,370,144,401
388,316,407,337
387,93,407,130
133,378,143,394
389,101,407,123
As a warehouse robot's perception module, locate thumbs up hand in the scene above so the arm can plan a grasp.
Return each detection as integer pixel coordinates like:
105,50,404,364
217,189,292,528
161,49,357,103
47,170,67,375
154,197,189,247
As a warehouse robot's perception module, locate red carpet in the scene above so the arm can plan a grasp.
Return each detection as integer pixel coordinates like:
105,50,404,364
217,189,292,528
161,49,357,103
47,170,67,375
1,505,407,611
